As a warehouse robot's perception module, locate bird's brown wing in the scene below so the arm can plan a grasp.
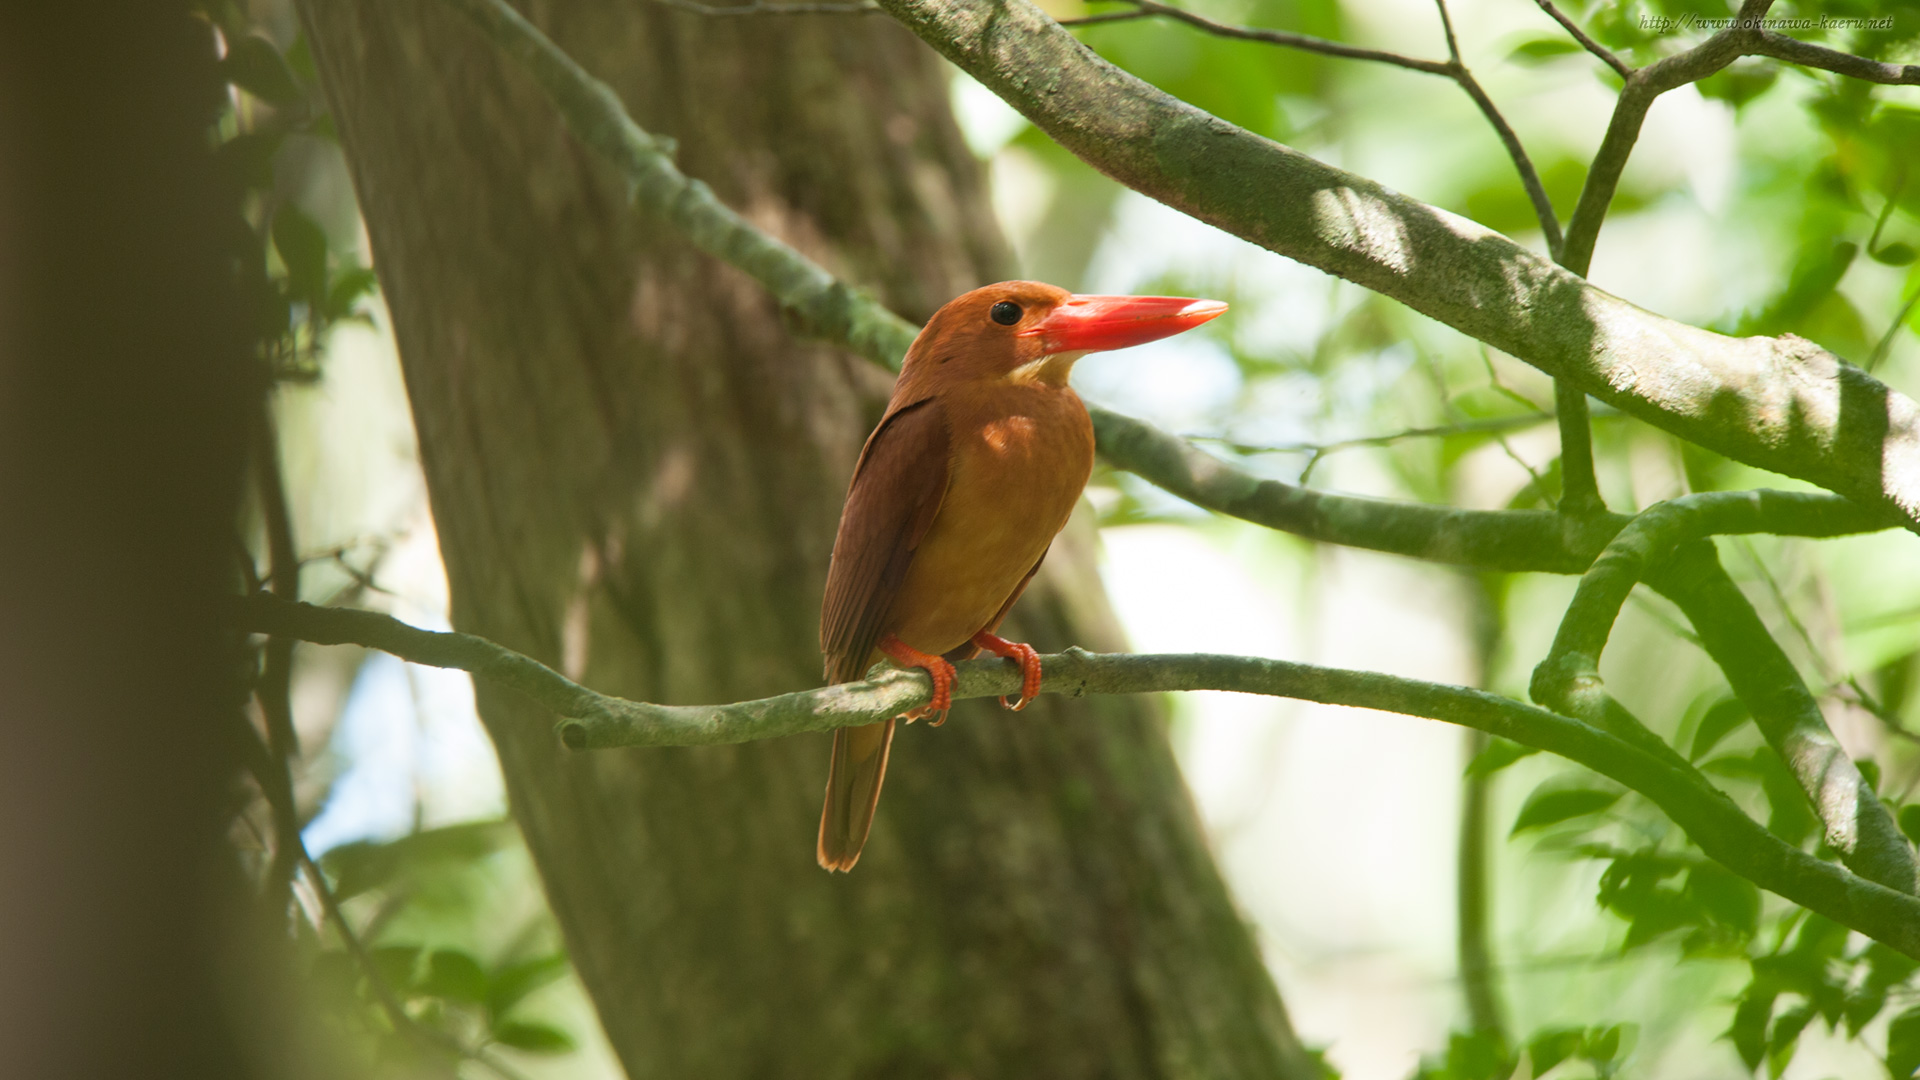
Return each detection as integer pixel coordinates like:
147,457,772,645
817,396,950,871
819,396,951,684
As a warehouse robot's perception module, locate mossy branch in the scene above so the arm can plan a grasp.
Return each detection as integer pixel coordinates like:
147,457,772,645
234,591,1920,958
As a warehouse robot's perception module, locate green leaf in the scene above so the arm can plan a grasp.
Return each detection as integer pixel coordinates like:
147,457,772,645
1466,737,1538,777
319,820,513,902
1689,697,1749,761
371,945,421,992
325,265,378,321
1511,784,1623,835
1730,985,1775,1071
1526,1027,1584,1075
1900,804,1920,846
1697,63,1778,109
1737,240,1858,337
214,131,283,192
271,205,328,307
1872,242,1917,267
1507,36,1583,64
1583,1023,1630,1065
422,949,487,1004
1892,1006,1920,1079
491,1019,576,1054
1858,758,1883,794
488,952,570,1017
1442,1029,1510,1080
222,35,302,106
1686,864,1760,937
1767,1004,1812,1077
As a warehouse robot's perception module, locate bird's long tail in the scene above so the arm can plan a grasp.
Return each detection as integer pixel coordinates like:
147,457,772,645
817,719,896,871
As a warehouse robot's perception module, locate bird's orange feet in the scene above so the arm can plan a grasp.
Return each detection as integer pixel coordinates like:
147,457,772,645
879,635,955,726
971,631,1042,711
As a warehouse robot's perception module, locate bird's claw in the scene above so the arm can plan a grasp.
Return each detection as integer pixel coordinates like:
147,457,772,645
879,635,955,725
971,631,1042,712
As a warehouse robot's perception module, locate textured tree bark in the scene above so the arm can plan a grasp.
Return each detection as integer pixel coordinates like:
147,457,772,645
300,1,1313,1075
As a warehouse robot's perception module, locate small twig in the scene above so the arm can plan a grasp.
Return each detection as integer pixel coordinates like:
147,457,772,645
1063,0,1454,73
1477,345,1548,412
1530,0,1633,79
1197,412,1553,460
1867,288,1920,374
651,0,883,12
1734,536,1835,682
1425,345,1549,496
253,402,304,916
1066,0,1565,255
1836,676,1920,747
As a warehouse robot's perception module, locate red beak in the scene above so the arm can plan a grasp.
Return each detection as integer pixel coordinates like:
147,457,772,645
1024,294,1228,355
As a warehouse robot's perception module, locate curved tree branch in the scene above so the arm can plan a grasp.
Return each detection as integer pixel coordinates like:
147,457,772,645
231,591,1920,959
870,0,1920,534
1531,490,1914,892
1652,547,1920,896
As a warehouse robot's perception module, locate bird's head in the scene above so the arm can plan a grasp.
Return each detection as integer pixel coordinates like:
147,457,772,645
901,281,1228,389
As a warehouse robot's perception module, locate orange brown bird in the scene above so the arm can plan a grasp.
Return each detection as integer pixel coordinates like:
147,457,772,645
816,280,1227,871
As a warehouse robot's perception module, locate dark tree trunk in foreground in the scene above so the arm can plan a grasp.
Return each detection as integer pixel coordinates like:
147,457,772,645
0,6,260,1078
303,1,1313,1075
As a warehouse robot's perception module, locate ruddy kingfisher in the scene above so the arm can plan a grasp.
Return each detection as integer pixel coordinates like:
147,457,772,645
815,280,1227,871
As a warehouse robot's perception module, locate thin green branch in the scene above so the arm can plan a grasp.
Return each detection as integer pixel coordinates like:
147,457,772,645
1529,0,1632,80
1559,0,1773,276
1196,410,1551,464
1458,576,1508,1041
1868,287,1920,373
652,0,883,13
1750,30,1920,86
1063,0,1456,74
1094,407,1630,573
1553,381,1603,515
231,591,1920,959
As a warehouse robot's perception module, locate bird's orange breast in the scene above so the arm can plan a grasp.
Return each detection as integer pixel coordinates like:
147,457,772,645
886,383,1094,656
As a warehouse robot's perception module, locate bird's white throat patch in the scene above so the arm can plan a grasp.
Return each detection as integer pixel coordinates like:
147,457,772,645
1006,349,1088,387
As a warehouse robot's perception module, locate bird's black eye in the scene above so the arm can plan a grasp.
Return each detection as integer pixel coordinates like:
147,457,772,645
989,301,1022,326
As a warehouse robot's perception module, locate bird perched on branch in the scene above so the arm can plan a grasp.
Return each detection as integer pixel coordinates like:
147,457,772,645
816,280,1227,871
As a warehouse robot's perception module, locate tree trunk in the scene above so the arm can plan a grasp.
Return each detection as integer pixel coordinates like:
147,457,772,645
301,1,1313,1075
0,6,263,1078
